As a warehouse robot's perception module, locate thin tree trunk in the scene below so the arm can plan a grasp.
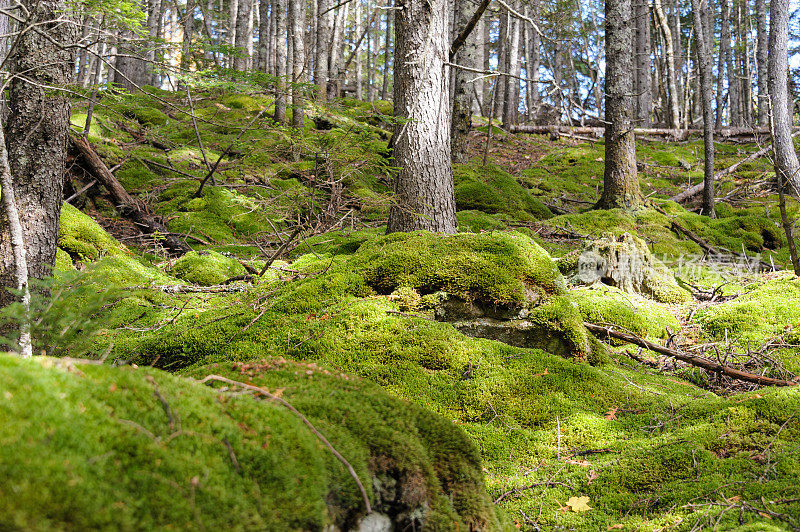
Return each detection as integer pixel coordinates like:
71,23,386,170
258,0,270,71
290,0,305,127
381,0,392,100
451,0,478,162
756,0,768,126
387,0,457,233
181,0,195,72
653,0,680,129
228,0,239,67
598,0,641,209
635,0,652,126
273,0,287,122
355,0,363,99
233,0,252,70
691,0,715,216
715,0,729,129
769,0,800,194
502,6,520,127
315,0,332,99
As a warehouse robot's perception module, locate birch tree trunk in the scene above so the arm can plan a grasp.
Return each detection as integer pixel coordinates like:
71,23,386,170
0,0,77,311
228,0,239,67
315,0,332,99
691,0,715,216
355,0,363,99
386,0,457,233
598,0,641,209
502,9,520,128
768,0,800,194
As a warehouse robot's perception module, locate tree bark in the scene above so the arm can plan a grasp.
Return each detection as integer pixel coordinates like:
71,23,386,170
380,1,392,100
768,0,800,194
315,0,333,99
0,0,77,308
691,0,715,216
181,0,195,73
257,0,270,71
597,0,641,209
289,0,305,127
653,0,680,129
450,0,478,163
386,0,457,233
756,0,768,126
502,6,520,128
634,0,652,126
274,0,287,123
233,0,253,70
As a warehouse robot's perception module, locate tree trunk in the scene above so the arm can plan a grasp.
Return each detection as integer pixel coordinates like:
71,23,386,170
451,0,477,163
525,2,540,117
233,0,252,70
257,0,270,71
315,0,332,99
597,0,641,209
386,0,457,233
653,0,680,129
756,0,768,126
290,0,305,127
691,0,715,216
502,7,520,128
228,0,239,67
769,0,800,194
274,0,287,123
355,0,363,99
635,0,652,126
715,0,729,128
380,1,392,100
0,0,76,307
181,0,195,73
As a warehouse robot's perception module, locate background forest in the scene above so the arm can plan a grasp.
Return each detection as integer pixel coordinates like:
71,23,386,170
1,0,800,530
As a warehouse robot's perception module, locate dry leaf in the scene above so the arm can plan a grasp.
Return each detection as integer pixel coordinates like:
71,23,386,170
271,387,285,398
566,495,592,512
605,407,618,421
607,525,624,530
564,458,591,467
534,368,550,377
587,470,599,485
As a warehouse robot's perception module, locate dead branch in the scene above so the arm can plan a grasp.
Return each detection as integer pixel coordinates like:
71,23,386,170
585,322,798,387
197,374,372,514
69,134,192,256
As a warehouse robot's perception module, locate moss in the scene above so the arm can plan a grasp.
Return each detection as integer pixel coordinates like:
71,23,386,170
58,203,127,262
454,163,553,220
54,248,74,271
457,210,508,233
0,354,501,530
696,273,800,349
571,285,680,339
171,251,246,286
115,162,162,192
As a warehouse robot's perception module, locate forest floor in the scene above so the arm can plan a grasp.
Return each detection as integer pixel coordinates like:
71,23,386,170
2,88,799,531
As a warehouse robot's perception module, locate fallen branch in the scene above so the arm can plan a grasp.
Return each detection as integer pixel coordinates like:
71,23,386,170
70,135,192,256
123,284,248,294
585,322,798,387
669,131,800,204
198,374,372,514
494,482,571,504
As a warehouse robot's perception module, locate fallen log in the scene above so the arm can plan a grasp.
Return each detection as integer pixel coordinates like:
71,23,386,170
508,125,791,139
668,131,800,204
585,322,798,387
69,135,192,256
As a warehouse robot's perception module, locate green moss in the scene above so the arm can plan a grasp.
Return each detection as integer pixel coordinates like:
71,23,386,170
0,354,501,530
116,162,162,192
571,285,680,339
454,163,553,220
54,248,74,271
58,203,127,262
457,210,508,233
696,273,800,348
172,251,246,286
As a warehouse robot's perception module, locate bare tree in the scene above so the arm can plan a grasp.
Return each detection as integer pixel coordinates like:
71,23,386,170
691,0,715,216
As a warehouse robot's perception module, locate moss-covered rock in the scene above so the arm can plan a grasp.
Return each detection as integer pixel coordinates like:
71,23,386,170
568,232,692,304
172,251,246,286
571,285,680,339
58,203,127,263
454,164,553,221
0,354,501,531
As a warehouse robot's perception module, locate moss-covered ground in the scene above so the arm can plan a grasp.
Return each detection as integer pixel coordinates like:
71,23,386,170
2,89,798,530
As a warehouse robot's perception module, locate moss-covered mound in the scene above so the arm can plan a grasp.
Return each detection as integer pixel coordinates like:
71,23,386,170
571,285,680,340
172,250,246,286
58,203,127,263
696,273,800,348
0,354,501,531
454,164,553,221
